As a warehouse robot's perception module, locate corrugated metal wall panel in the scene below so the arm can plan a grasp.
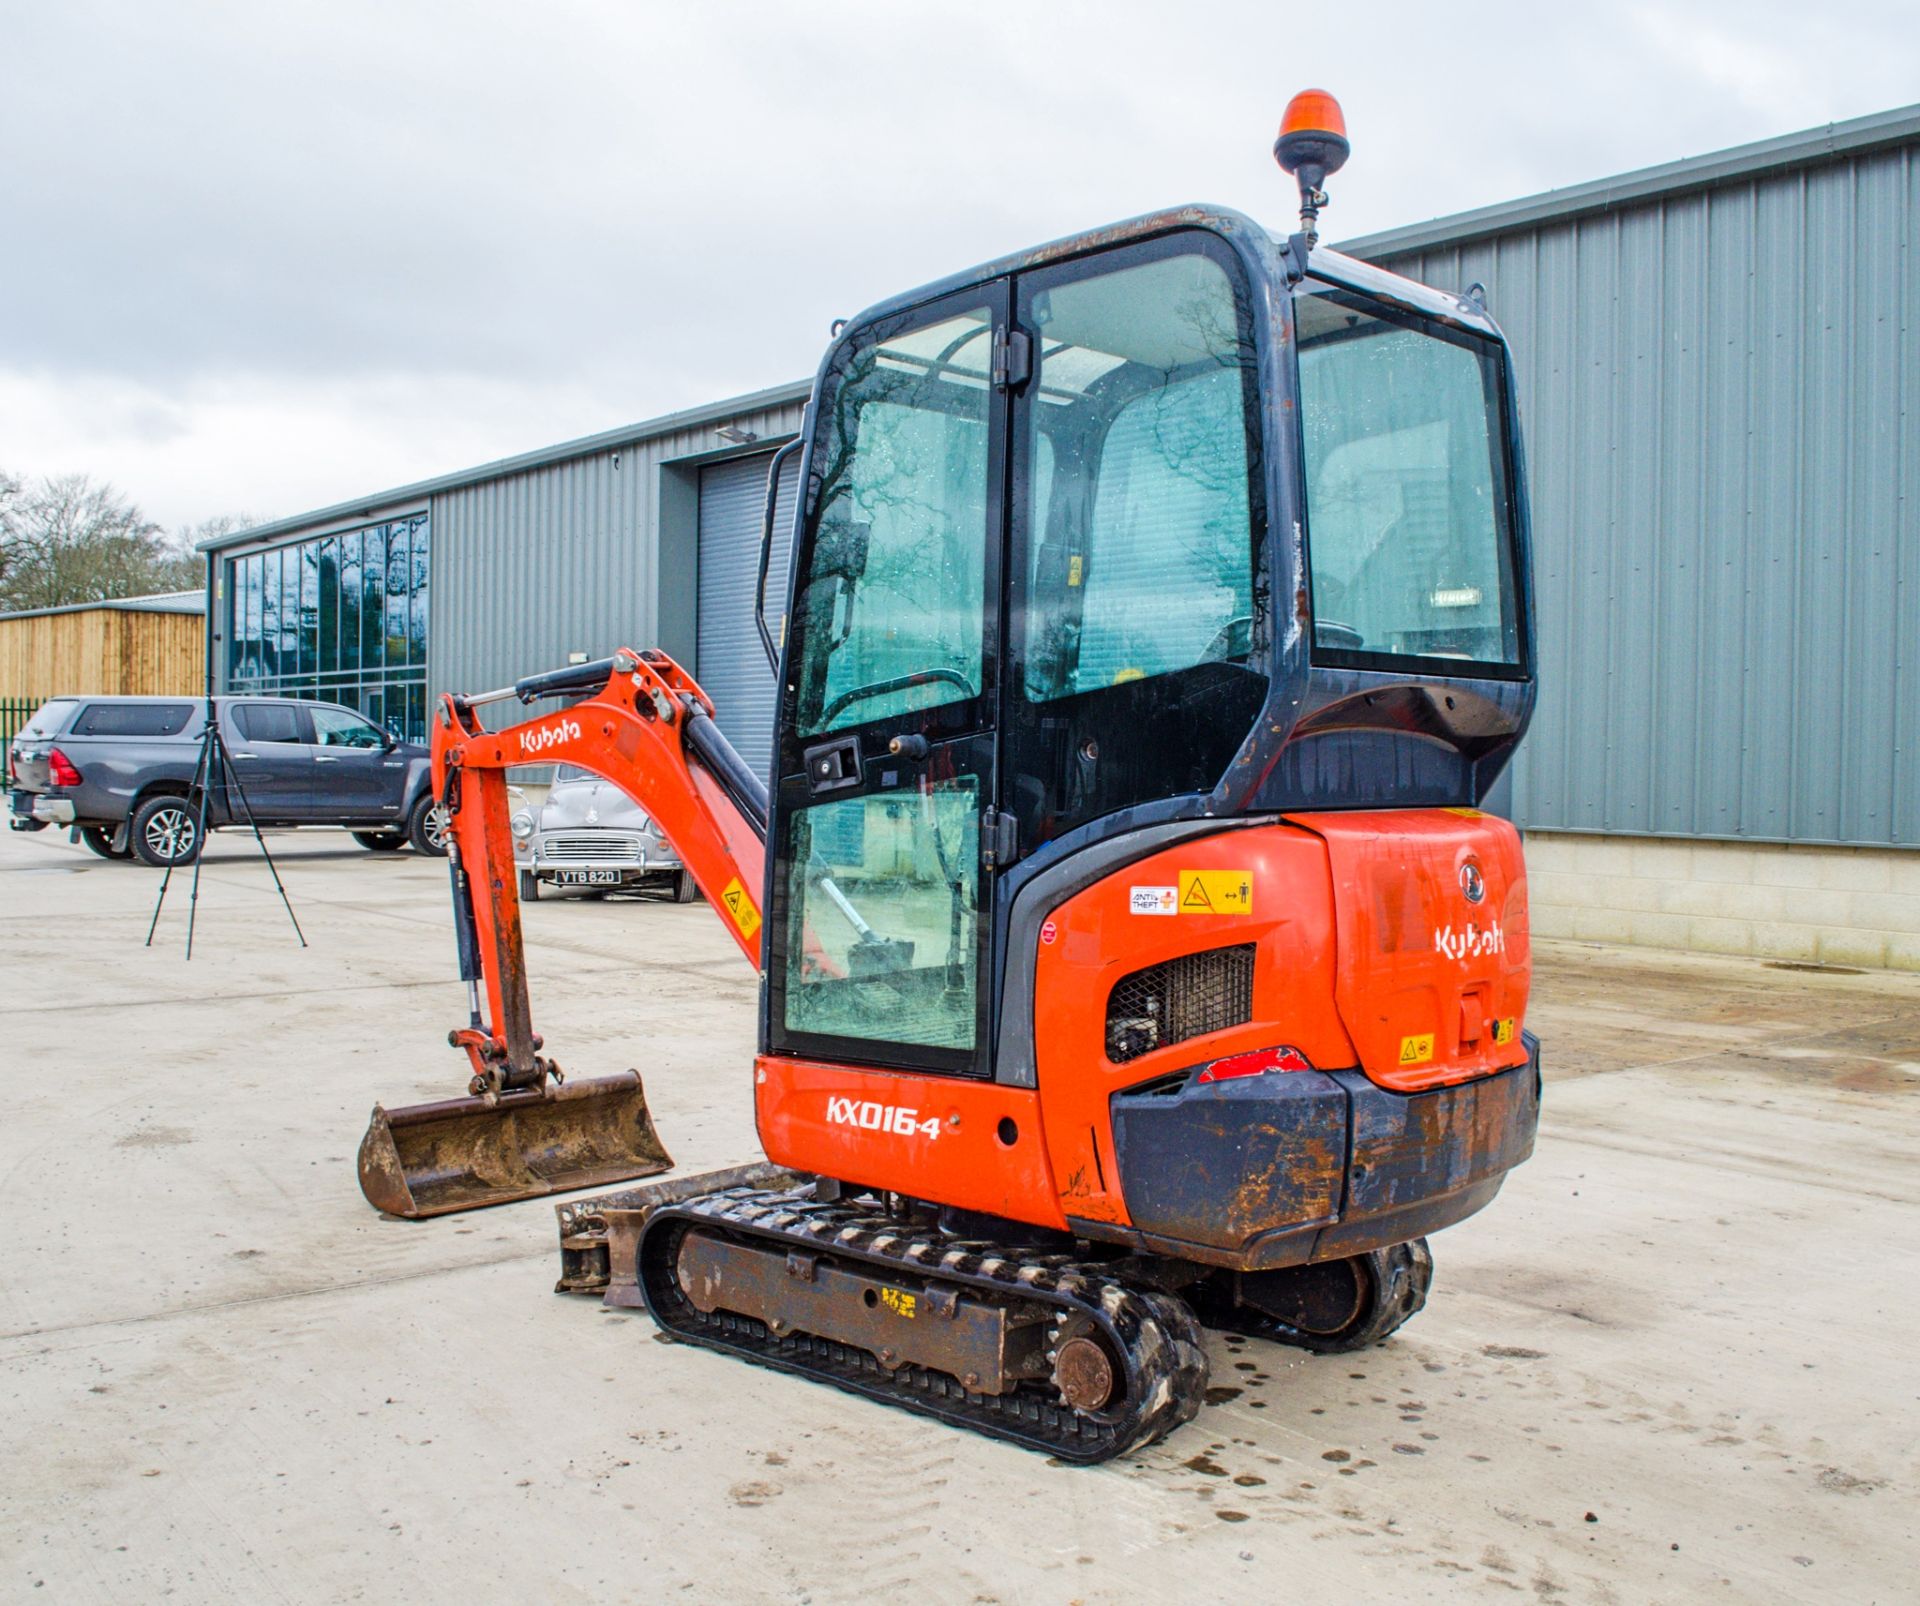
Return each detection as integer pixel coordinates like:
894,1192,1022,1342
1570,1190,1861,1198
1895,151,1920,844
697,450,800,783
1371,139,1919,848
427,397,806,724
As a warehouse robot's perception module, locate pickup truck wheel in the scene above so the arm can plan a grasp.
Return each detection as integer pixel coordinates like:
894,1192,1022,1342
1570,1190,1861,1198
352,831,407,852
80,825,132,861
518,869,541,902
407,796,451,856
130,796,203,867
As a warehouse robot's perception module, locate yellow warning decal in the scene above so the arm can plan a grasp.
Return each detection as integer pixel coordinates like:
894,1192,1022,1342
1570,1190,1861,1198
1178,870,1253,915
880,1287,917,1319
1492,1016,1516,1046
1067,554,1084,587
720,877,762,942
1442,807,1485,818
1399,1032,1436,1066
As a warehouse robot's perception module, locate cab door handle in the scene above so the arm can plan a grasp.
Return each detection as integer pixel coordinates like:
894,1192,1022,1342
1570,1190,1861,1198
803,736,861,795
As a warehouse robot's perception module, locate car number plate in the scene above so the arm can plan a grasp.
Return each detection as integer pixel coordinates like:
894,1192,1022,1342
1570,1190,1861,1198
552,869,621,886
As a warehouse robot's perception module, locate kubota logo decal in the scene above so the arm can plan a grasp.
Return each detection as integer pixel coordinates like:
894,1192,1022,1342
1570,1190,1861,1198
517,717,581,756
826,1096,942,1139
1435,920,1505,961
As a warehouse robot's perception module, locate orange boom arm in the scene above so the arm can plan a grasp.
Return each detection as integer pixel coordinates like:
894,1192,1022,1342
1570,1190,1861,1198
431,649,768,1098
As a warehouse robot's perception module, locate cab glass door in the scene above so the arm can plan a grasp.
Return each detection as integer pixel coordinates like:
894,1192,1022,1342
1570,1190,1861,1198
770,286,1006,1077
1004,233,1268,849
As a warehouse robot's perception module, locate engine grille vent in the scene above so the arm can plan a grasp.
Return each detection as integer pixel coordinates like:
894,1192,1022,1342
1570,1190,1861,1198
1105,944,1256,1064
542,832,644,862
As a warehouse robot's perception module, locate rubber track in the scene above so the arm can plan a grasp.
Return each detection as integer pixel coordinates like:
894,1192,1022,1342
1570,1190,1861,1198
637,1186,1210,1464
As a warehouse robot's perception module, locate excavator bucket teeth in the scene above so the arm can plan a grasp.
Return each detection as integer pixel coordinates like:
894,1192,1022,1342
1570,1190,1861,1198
357,1071,672,1219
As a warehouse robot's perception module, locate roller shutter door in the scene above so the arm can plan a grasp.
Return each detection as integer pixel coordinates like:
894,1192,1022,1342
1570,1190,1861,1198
697,449,801,783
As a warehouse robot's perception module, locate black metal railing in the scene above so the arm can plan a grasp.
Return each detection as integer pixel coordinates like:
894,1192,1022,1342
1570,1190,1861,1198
0,696,47,753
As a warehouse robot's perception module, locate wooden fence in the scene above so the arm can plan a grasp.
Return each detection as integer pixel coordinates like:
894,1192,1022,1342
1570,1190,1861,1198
0,608,205,742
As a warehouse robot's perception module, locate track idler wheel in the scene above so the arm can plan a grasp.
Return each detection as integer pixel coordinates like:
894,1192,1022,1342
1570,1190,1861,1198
1049,1318,1119,1412
1198,1238,1434,1354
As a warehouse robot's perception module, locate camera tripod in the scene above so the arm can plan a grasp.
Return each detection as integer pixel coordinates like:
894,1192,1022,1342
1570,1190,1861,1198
145,694,305,959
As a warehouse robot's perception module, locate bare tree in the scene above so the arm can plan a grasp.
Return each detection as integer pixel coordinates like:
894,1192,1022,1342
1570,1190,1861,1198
0,470,21,603
162,513,268,595
0,473,258,611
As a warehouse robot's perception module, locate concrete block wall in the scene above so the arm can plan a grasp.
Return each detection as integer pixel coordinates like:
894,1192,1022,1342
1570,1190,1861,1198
1524,832,1920,972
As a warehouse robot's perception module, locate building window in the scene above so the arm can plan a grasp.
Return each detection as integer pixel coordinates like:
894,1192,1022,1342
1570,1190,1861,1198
227,514,430,742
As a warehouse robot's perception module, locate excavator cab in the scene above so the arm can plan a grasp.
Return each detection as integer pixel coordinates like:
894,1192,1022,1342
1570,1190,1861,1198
766,214,1531,1093
364,95,1544,1462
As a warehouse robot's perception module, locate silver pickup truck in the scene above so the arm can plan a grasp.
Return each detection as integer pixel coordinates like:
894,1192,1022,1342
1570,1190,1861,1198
7,694,442,866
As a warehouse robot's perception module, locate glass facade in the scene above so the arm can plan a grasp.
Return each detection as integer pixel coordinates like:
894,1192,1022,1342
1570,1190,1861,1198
226,514,430,742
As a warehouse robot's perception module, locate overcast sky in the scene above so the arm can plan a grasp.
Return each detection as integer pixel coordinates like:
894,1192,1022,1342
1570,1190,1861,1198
4,0,1917,532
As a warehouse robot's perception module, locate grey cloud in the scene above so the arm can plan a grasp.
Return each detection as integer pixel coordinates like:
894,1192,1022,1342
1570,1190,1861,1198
2,0,1916,526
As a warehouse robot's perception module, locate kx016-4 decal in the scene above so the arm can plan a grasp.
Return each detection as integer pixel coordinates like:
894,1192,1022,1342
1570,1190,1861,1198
826,1096,942,1140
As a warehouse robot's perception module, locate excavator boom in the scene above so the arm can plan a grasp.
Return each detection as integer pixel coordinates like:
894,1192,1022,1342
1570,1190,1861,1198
356,648,767,1217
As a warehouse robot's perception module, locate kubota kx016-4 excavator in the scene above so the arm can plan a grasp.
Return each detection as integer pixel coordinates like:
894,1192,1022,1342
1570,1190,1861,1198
358,94,1542,1461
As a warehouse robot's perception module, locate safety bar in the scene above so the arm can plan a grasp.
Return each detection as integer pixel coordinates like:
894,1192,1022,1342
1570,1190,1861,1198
755,437,804,672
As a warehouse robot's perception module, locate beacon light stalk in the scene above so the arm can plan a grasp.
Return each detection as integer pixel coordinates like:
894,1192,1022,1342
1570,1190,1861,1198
1274,88,1350,250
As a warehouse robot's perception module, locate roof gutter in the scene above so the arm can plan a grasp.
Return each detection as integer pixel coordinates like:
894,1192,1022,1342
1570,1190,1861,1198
1339,101,1920,262
195,378,814,555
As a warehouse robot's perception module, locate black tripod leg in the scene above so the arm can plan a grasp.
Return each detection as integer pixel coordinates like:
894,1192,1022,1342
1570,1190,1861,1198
147,714,217,949
182,730,220,961
216,725,306,949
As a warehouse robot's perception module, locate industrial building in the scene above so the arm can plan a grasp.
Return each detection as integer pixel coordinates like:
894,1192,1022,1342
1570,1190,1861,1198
204,385,806,772
202,103,1920,969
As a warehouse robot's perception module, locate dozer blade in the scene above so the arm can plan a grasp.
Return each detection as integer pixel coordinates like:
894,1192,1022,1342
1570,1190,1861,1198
555,1162,805,1304
358,1070,672,1219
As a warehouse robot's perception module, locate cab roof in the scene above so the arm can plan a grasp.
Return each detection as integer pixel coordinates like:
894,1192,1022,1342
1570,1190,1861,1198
835,204,1506,346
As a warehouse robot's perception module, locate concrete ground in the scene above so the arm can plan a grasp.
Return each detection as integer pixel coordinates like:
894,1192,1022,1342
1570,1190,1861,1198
1,826,1915,1605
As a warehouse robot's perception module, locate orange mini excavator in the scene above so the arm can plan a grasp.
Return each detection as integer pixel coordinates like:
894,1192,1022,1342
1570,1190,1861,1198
358,94,1543,1460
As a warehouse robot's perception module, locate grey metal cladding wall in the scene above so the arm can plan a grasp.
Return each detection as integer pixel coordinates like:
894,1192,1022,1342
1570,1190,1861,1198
698,451,801,784
1373,142,1920,848
428,395,806,720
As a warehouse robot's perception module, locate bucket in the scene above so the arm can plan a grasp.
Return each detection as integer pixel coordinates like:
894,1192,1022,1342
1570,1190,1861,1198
357,1070,672,1218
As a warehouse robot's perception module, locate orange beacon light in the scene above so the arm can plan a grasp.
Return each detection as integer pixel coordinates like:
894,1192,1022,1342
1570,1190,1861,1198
1274,88,1349,247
